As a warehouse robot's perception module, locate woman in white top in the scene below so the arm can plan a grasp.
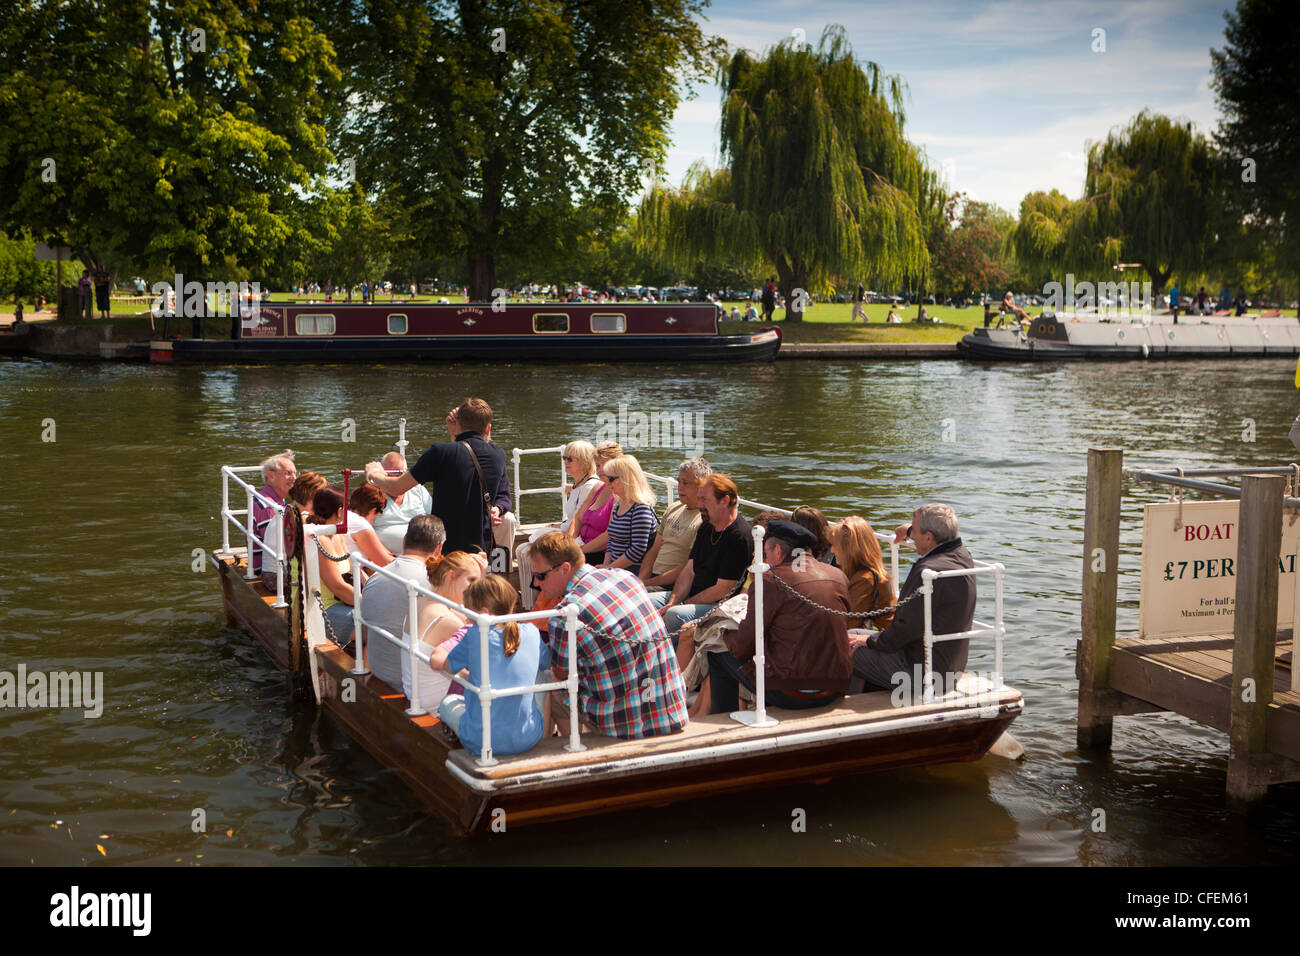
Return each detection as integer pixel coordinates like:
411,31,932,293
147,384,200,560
346,484,395,568
403,551,483,712
515,440,603,608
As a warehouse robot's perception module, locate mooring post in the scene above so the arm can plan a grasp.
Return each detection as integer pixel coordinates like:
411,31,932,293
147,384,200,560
1227,473,1283,806
1078,447,1123,749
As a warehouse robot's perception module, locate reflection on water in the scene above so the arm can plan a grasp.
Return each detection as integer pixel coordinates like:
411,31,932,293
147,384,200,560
2,355,1300,865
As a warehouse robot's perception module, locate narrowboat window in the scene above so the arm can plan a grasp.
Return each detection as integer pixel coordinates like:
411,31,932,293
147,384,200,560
295,314,336,335
533,313,569,334
591,313,626,333
387,313,408,335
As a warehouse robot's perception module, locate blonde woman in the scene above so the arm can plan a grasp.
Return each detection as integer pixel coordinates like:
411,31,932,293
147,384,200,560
516,440,603,608
832,516,896,631
310,486,356,644
574,440,623,563
600,455,658,575
402,551,483,712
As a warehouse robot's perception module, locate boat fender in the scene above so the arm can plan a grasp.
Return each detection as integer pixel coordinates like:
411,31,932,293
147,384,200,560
1140,343,1150,358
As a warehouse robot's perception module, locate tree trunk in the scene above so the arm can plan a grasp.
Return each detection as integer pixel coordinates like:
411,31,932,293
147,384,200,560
774,256,805,323
915,279,926,322
467,248,495,303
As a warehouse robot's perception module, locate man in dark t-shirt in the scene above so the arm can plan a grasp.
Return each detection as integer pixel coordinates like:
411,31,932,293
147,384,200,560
650,473,753,634
364,398,505,555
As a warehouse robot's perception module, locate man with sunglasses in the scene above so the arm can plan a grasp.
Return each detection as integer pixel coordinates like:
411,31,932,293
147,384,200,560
529,531,688,739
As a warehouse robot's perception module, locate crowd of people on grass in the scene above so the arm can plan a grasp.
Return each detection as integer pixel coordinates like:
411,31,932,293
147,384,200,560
249,397,978,757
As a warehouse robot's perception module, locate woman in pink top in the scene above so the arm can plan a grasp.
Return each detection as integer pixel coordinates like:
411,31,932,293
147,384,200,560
575,441,622,564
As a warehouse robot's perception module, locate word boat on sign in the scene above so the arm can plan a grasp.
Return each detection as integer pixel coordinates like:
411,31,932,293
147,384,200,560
210,429,1022,834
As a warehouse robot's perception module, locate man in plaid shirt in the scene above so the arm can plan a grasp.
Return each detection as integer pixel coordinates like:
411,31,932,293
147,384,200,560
530,531,688,738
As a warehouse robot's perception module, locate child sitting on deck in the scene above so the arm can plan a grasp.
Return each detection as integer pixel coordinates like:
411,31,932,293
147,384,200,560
432,574,550,756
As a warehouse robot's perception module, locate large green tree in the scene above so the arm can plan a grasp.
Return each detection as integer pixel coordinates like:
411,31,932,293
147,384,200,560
1068,111,1220,296
1005,189,1081,290
639,26,932,321
326,0,719,301
1211,0,1300,315
0,0,340,284
932,200,1016,299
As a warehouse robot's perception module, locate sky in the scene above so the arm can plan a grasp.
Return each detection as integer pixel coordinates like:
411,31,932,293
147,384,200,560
664,0,1234,216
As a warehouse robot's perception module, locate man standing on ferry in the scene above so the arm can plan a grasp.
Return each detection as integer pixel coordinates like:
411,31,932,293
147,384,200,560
364,398,505,556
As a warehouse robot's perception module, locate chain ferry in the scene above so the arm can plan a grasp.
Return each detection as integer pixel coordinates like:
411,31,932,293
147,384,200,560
211,426,1022,834
150,300,780,364
960,309,1300,360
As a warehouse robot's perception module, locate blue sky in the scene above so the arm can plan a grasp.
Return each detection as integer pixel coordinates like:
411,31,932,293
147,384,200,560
664,0,1234,215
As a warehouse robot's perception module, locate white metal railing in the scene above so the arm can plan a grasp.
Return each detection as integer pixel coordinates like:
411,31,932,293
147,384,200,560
508,444,900,588
318,544,588,767
220,465,288,609
919,560,1007,705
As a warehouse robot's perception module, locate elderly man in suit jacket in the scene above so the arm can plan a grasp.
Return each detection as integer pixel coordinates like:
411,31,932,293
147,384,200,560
850,503,975,698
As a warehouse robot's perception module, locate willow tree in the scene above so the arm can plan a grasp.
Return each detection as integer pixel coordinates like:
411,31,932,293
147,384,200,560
1005,189,1081,290
1212,0,1300,314
1067,111,1220,296
639,25,931,321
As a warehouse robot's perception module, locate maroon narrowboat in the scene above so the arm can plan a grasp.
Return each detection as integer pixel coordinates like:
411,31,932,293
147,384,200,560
149,300,780,363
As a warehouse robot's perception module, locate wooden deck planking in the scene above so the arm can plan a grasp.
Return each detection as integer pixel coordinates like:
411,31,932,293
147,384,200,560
1112,631,1300,762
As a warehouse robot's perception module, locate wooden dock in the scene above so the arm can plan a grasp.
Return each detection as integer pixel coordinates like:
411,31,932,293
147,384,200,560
1077,448,1300,805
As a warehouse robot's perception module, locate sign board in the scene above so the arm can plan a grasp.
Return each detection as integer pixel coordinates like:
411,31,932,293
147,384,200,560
1139,500,1300,638
33,243,70,261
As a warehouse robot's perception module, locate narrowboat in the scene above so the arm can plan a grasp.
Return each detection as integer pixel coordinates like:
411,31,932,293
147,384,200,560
151,300,781,364
213,440,1022,835
959,310,1300,360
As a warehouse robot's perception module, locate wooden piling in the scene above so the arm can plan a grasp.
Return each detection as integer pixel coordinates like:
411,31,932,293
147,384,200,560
1227,474,1284,805
1078,448,1123,749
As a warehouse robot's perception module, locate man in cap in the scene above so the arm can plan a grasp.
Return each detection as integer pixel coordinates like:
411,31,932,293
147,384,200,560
707,519,853,714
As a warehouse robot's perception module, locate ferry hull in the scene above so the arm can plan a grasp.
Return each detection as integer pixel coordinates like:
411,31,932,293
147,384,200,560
215,552,1021,835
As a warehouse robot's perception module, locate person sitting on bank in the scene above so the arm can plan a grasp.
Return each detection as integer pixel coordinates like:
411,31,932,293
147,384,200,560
886,308,902,323
1002,291,1029,322
372,451,433,554
599,454,658,575
850,503,975,698
516,440,603,609
650,473,753,635
708,520,853,714
791,505,835,565
833,515,896,631
346,483,395,568
529,531,688,739
432,574,549,757
253,449,297,590
573,441,623,564
639,458,711,591
360,515,446,692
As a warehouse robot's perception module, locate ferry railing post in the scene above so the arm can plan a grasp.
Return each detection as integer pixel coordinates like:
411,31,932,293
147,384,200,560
221,467,231,554
475,613,497,767
921,570,937,703
349,549,368,676
1078,447,1122,750
272,503,288,609
396,417,408,462
511,447,522,524
993,562,1005,688
243,484,257,580
732,525,778,727
1228,473,1284,805
888,538,900,592
562,604,586,753
404,578,427,717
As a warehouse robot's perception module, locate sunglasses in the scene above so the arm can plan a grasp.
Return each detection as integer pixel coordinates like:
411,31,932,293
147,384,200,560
531,564,560,587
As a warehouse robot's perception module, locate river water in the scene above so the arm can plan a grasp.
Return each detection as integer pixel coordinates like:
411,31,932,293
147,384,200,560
3,354,1300,866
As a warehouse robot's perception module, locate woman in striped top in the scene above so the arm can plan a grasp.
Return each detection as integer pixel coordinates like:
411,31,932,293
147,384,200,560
600,455,658,576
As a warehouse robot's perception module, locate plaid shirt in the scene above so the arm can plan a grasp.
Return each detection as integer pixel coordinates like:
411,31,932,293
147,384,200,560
554,567,689,739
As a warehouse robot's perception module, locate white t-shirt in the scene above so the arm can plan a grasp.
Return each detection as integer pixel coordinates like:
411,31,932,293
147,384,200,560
342,511,375,553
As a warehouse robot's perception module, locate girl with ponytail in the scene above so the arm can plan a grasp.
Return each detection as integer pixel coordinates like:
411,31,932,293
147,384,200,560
431,575,550,756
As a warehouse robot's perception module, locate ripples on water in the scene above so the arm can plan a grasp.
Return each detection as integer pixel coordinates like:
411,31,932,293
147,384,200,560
2,355,1299,865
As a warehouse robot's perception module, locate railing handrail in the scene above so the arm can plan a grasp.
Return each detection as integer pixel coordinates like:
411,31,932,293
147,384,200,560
1125,466,1300,509
220,465,288,609
918,560,1006,703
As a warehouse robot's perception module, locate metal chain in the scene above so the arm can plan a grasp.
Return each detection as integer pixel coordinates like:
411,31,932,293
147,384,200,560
312,589,346,646
761,569,923,621
315,537,349,562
